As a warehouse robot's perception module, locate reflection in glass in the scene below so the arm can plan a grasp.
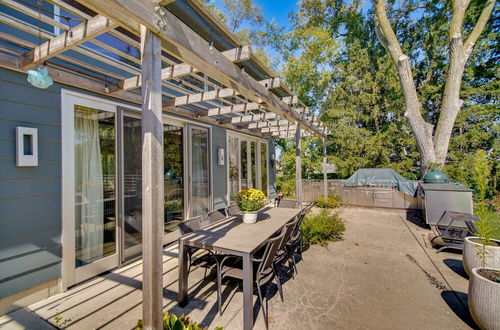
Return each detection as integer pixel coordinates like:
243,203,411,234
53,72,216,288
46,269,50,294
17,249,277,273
240,140,248,189
164,124,184,234
261,142,268,196
123,116,142,258
250,141,257,188
191,127,210,217
228,136,239,200
74,105,116,267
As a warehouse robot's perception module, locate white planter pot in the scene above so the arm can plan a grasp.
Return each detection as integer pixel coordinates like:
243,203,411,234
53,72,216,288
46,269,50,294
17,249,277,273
468,267,500,330
463,237,500,276
242,212,258,224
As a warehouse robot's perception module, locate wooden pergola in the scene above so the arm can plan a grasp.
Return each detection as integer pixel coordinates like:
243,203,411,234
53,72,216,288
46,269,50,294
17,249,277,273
0,0,330,328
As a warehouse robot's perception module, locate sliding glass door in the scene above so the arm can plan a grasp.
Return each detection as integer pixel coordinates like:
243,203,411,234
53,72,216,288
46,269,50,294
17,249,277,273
189,125,210,217
227,134,269,201
163,123,185,243
122,114,142,261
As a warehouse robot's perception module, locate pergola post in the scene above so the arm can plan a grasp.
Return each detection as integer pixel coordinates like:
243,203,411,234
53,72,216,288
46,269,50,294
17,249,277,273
323,138,328,200
140,25,164,329
295,124,302,205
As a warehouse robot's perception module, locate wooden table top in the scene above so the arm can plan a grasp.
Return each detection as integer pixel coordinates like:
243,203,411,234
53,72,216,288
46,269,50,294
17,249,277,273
179,206,301,255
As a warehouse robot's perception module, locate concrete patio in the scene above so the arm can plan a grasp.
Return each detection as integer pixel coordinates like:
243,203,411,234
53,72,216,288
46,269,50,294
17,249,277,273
0,207,476,329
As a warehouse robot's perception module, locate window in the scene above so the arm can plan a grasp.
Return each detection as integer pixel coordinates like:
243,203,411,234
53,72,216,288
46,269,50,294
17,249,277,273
228,134,268,199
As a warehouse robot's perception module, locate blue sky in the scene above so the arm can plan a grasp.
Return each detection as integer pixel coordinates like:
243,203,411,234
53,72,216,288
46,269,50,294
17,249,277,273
213,0,299,31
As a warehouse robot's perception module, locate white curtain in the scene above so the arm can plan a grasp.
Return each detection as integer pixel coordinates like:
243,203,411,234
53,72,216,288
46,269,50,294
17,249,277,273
75,106,104,263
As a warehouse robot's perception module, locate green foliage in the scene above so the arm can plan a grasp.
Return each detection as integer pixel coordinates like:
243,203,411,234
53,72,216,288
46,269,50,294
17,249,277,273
136,312,223,330
315,195,341,208
235,189,267,212
265,0,498,184
471,149,496,265
301,209,345,246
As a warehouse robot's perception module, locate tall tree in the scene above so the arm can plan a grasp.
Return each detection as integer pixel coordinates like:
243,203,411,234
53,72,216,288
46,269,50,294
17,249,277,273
372,0,497,173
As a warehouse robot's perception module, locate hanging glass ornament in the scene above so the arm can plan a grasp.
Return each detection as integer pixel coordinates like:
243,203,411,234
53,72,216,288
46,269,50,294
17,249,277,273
27,65,53,89
27,0,53,89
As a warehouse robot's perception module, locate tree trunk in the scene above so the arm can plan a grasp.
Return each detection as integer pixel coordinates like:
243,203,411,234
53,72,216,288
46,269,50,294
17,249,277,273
372,0,496,175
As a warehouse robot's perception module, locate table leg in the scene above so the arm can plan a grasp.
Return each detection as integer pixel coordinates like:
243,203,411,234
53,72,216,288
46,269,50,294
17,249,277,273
242,253,254,330
178,241,188,306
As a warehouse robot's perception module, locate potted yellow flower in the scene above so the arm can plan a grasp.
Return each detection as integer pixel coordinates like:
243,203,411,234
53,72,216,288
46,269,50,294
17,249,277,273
235,189,267,224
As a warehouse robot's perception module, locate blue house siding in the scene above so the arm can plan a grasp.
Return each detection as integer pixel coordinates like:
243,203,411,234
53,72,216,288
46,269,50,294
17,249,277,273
0,68,62,299
211,126,228,210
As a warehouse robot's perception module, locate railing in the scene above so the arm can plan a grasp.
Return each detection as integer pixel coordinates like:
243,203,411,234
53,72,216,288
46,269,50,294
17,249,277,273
301,179,346,202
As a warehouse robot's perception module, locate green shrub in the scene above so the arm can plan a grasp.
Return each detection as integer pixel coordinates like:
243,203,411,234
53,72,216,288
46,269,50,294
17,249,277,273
301,209,345,247
136,312,222,330
315,195,341,208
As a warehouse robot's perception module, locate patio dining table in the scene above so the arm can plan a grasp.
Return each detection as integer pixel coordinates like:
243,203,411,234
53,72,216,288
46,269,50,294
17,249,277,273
177,206,302,330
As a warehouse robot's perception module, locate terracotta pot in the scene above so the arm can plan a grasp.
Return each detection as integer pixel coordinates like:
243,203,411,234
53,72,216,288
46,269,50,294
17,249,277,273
468,267,500,330
463,237,500,276
242,212,258,224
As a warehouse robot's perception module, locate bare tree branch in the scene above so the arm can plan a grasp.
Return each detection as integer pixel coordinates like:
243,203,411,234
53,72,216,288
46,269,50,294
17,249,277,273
463,0,496,54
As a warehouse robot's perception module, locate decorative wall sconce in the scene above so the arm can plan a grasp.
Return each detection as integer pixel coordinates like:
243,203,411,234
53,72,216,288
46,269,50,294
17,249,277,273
16,127,38,167
217,148,225,166
270,153,276,169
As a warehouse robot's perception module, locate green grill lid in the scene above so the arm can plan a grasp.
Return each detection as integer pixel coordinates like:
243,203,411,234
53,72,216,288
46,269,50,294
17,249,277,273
423,168,450,183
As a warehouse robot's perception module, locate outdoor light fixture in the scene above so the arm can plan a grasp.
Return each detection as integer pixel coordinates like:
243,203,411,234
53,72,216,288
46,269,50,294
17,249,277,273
217,148,225,166
16,127,38,167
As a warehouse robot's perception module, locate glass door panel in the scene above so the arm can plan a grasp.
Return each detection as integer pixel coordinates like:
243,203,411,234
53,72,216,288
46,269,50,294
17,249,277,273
261,142,268,196
250,141,257,188
74,105,116,268
164,124,184,240
228,136,239,200
123,116,142,260
240,140,248,190
190,126,210,217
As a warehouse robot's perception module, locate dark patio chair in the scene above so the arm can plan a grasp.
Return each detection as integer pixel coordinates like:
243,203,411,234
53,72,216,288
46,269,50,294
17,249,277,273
216,228,286,329
178,216,218,279
286,210,308,273
207,209,228,222
227,203,241,216
276,198,298,208
274,218,299,280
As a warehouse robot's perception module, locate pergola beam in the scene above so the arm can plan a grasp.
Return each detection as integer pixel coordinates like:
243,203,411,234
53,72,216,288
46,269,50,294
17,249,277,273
77,0,326,139
19,14,117,69
206,102,261,117
172,78,280,106
109,45,251,93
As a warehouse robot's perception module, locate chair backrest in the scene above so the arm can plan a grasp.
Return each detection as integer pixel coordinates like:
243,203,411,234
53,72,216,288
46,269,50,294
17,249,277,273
227,203,241,216
257,229,286,275
277,199,298,208
465,220,480,235
207,209,227,222
290,211,307,240
277,220,296,251
178,216,205,235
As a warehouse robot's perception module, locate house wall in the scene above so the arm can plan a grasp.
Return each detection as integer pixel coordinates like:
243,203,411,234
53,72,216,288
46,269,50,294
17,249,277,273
0,68,63,302
0,67,243,310
211,126,228,210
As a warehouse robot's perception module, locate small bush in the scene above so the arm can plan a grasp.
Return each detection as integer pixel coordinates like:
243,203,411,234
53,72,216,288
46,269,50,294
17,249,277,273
315,195,341,209
302,209,345,247
136,312,222,330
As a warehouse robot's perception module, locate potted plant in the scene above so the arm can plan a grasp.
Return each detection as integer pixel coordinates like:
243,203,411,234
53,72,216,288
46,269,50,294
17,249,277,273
465,150,500,329
467,216,500,330
235,188,267,224
463,150,500,275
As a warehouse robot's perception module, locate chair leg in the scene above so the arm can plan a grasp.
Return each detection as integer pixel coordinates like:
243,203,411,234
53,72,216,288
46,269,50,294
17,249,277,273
273,265,284,302
256,283,268,329
216,264,223,316
289,248,297,275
